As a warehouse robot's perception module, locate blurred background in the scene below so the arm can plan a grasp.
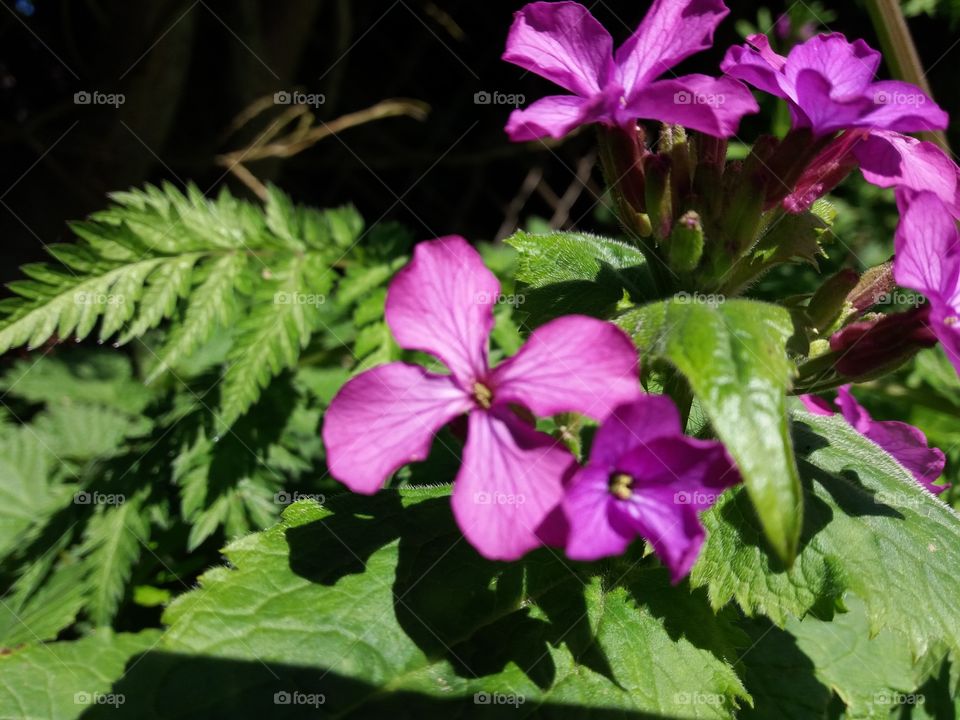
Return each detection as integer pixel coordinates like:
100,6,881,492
1,0,959,283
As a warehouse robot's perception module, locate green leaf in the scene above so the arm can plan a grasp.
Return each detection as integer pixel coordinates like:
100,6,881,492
0,562,87,647
33,403,152,462
0,630,161,719
619,298,802,563
695,411,960,660
506,230,655,324
79,491,150,626
100,492,748,717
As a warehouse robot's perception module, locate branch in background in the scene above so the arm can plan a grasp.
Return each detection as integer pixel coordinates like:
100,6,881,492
215,98,430,200
863,0,950,152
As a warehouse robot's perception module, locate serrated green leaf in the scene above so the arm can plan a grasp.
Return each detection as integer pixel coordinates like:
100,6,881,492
619,298,802,563
694,411,960,660
506,230,655,325
0,562,87,647
95,492,748,717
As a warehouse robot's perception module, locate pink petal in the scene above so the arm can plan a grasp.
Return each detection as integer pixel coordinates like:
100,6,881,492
836,387,947,492
720,35,788,99
489,315,639,421
856,132,960,215
588,394,682,467
783,34,880,99
504,92,613,142
893,192,960,301
799,395,836,416
502,1,613,97
861,81,949,134
563,466,634,560
322,363,472,494
616,0,729,94
792,69,875,136
386,236,499,386
451,408,575,561
624,74,759,137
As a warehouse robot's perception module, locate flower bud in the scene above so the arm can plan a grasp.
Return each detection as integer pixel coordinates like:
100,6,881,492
667,211,705,273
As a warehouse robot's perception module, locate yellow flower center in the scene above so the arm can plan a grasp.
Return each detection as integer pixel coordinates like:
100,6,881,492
609,473,634,500
473,382,493,409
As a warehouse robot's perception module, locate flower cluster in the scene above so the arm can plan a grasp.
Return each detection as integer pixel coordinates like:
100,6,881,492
321,0,953,572
323,238,738,578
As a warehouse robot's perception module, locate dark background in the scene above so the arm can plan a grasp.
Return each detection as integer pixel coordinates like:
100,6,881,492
1,0,958,282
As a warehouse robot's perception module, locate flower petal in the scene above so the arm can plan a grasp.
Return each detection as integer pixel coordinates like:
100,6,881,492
490,315,639,420
624,74,759,137
616,0,729,94
322,363,472,494
451,408,575,560
860,81,949,134
835,386,947,493
799,395,836,416
386,236,499,386
894,192,960,302
783,33,880,99
588,394,682,468
856,131,960,214
720,34,789,99
792,69,875,136
505,92,613,142
502,1,613,97
563,465,633,559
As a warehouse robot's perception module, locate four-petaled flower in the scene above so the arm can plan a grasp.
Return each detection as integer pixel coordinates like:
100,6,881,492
502,0,759,141
892,191,960,377
721,33,947,137
802,386,948,494
322,236,640,561
562,395,740,582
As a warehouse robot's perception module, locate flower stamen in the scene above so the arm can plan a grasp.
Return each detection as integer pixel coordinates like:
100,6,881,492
473,382,493,409
609,472,634,500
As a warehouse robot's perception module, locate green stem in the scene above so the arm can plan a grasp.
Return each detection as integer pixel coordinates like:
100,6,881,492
863,0,950,151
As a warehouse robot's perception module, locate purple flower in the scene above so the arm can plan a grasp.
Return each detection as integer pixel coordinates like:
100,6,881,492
322,236,641,561
502,0,759,141
801,386,947,494
562,395,740,582
721,33,948,137
893,191,960,377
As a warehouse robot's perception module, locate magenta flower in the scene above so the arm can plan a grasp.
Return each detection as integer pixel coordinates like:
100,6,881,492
322,236,641,561
721,33,948,137
893,191,960,376
502,0,759,141
801,386,947,495
783,129,960,214
562,395,740,582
